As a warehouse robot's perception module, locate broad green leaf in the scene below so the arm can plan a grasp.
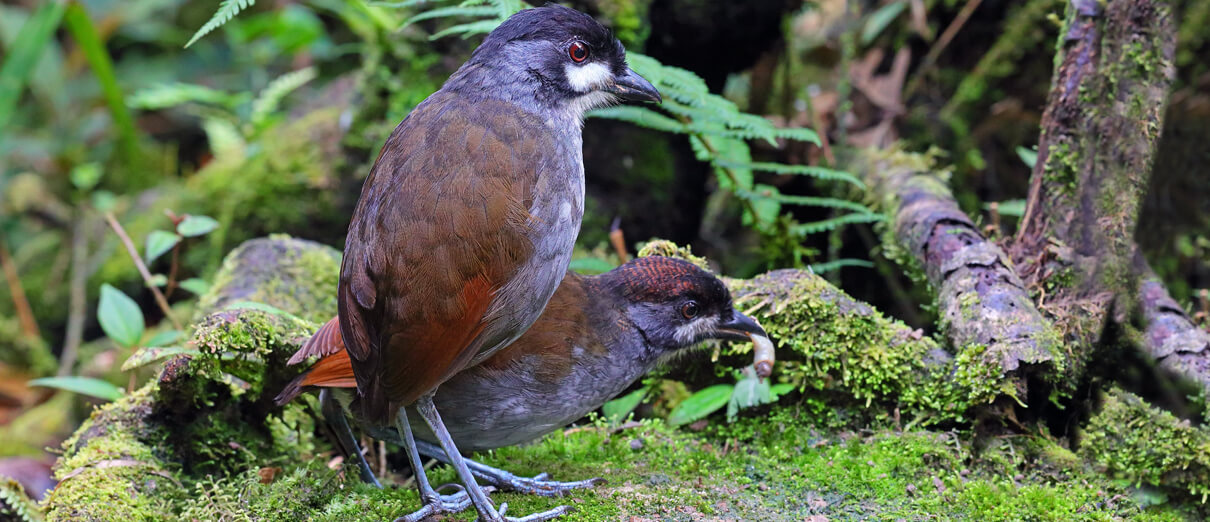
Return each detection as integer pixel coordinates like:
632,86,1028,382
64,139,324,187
1016,146,1038,169
122,346,201,371
63,3,140,162
177,214,219,237
28,376,123,401
145,329,183,347
144,230,180,263
569,257,615,275
861,0,906,45
602,388,645,425
179,278,210,295
98,284,144,348
727,369,772,420
148,274,168,287
667,384,733,427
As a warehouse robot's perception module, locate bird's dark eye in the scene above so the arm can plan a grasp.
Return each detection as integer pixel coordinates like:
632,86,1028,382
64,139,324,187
681,301,699,319
568,41,589,63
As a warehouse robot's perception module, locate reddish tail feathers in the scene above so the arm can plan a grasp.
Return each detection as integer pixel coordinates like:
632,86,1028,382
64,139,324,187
275,317,357,406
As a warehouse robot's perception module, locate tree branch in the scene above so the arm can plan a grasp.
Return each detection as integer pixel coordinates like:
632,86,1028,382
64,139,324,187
103,212,182,331
850,148,1064,394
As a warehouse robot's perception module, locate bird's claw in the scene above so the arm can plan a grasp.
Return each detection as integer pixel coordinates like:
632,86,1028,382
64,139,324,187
392,490,475,522
497,474,606,498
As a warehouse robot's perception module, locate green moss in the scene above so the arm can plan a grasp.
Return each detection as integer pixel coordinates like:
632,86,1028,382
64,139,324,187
1080,388,1210,502
636,239,710,270
196,235,341,324
43,384,185,522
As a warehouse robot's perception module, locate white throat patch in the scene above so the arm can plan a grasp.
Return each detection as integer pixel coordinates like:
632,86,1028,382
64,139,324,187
565,62,612,93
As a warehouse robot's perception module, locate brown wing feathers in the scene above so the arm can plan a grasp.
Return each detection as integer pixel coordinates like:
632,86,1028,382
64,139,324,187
329,95,546,423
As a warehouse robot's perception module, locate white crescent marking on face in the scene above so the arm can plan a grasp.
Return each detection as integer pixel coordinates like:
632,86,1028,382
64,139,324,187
565,62,612,93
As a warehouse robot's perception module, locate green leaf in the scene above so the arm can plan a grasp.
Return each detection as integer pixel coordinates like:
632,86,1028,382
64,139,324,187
569,257,615,275
602,388,644,425
179,278,210,295
769,383,795,400
861,0,906,45
223,300,304,321
403,6,498,27
177,215,219,237
148,274,168,287
122,346,201,372
985,199,1026,218
430,19,506,40
809,258,875,274
63,3,140,163
793,212,885,235
144,329,183,347
715,160,864,188
0,1,67,141
186,0,256,48
1016,146,1038,169
98,284,144,348
127,83,243,110
727,371,772,421
588,106,686,134
70,162,103,191
144,230,180,263
28,376,123,401
667,384,733,427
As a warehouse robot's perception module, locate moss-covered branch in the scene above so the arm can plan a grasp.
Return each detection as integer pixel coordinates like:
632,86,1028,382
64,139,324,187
848,148,1065,403
1012,0,1177,360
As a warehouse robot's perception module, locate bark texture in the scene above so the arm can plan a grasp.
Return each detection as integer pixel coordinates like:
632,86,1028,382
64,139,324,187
852,149,1064,394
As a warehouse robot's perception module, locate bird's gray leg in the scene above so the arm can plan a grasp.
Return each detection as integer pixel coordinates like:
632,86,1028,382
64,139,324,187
318,389,380,487
415,438,604,497
392,404,475,522
414,393,573,522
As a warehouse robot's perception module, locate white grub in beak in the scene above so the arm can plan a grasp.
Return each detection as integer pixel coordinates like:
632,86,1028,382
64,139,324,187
749,331,775,378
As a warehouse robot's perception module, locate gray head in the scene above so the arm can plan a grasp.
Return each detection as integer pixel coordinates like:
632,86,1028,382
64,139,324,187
445,5,661,119
596,257,767,354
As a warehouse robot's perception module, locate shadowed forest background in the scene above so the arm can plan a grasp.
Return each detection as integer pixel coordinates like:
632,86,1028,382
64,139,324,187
2,0,1210,520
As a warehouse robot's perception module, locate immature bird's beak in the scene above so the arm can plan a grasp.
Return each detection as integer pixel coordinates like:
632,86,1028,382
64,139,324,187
608,67,662,103
714,310,767,341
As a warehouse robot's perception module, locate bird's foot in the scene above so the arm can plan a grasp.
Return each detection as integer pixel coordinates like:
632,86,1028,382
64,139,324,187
392,485,480,522
484,471,605,498
490,502,575,522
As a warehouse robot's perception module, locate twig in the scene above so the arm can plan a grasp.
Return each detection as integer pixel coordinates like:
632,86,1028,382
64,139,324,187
59,215,89,376
609,217,630,263
103,212,182,330
903,0,985,100
0,238,39,339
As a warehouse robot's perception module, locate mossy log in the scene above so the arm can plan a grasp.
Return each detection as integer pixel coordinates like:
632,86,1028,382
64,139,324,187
849,148,1064,404
38,236,1210,517
1138,264,1210,397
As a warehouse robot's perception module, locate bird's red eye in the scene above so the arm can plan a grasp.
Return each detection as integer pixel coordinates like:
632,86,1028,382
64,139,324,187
568,41,589,63
681,301,699,319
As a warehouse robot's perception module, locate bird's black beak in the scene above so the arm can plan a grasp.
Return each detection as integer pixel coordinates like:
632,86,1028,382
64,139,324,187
608,67,661,103
713,310,767,342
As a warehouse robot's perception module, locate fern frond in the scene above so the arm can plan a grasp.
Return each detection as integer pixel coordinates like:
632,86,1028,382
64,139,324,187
809,258,875,273
202,117,246,158
0,478,42,522
589,106,686,134
404,6,497,27
771,126,820,145
793,212,885,235
185,0,255,48
369,0,436,8
715,161,865,188
127,83,242,110
250,67,316,126
741,191,871,214
430,19,504,39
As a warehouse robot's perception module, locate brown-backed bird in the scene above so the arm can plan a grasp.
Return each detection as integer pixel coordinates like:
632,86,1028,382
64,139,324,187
278,256,770,507
306,5,659,521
